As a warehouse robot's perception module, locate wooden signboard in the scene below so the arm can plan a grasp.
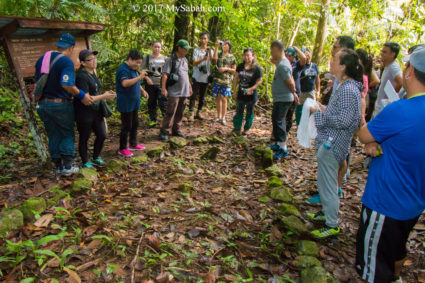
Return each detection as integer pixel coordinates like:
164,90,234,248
8,36,87,78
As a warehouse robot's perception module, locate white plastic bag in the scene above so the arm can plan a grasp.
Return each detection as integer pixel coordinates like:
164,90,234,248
297,98,318,148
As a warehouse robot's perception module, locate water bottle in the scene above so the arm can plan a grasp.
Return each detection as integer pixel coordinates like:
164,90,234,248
323,137,334,150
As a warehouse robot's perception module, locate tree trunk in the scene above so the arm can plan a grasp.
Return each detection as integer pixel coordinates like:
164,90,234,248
287,18,303,47
208,15,222,43
312,0,330,65
173,0,191,47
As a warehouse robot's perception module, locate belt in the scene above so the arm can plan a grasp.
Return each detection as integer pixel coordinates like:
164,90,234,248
39,97,72,103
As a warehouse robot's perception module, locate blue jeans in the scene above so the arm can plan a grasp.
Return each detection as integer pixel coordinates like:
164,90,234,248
37,100,75,159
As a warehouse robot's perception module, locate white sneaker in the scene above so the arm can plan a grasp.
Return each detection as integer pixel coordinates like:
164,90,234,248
221,119,227,125
61,166,79,176
213,118,220,122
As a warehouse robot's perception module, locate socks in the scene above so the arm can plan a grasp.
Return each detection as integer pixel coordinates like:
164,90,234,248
278,141,288,151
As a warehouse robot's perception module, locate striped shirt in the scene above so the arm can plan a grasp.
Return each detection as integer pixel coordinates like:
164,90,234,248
314,79,362,164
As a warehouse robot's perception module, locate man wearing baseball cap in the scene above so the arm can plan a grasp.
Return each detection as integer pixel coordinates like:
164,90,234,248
35,33,93,175
356,47,425,283
159,39,192,141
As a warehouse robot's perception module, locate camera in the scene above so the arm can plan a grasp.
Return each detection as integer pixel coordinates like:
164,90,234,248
146,70,155,76
241,88,248,94
199,65,208,74
219,40,223,45
170,73,179,81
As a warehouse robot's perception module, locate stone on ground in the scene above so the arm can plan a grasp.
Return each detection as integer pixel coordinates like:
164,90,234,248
296,240,319,257
0,209,24,235
300,266,336,283
232,136,249,147
281,215,308,235
169,137,187,149
70,178,93,194
20,197,47,220
270,186,293,202
132,154,149,164
277,203,300,217
178,182,194,194
106,159,125,173
294,255,322,269
265,166,284,177
147,145,166,158
267,176,284,188
78,168,98,183
253,146,273,168
193,136,209,145
201,146,220,160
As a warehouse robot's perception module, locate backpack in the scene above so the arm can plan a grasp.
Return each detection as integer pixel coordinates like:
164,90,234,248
165,54,180,88
31,53,64,103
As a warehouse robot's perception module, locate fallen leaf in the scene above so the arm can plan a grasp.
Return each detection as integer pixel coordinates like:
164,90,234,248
145,234,161,250
270,226,282,241
34,214,53,228
63,266,81,283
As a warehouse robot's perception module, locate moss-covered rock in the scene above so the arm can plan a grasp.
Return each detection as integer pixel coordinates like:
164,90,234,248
281,215,308,235
20,197,47,220
301,266,336,283
267,176,284,188
296,240,319,257
270,186,293,202
107,159,125,173
47,187,70,207
78,168,98,183
232,136,249,147
209,136,225,144
0,209,24,236
169,137,187,149
193,136,209,145
70,178,93,194
294,256,322,269
147,145,166,158
201,146,220,160
132,154,149,164
277,203,300,217
178,182,194,194
265,166,284,177
253,146,273,168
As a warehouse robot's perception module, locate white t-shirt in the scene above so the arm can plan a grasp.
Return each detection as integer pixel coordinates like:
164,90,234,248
192,47,211,83
376,61,402,103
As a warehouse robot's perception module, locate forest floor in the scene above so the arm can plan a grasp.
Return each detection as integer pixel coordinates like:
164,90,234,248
0,103,424,283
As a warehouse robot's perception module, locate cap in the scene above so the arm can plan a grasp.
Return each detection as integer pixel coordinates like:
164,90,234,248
285,47,297,58
79,49,99,61
176,39,191,50
55,33,75,49
403,46,425,73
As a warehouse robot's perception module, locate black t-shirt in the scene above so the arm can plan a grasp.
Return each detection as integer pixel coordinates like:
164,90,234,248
294,62,319,92
236,63,263,101
74,69,102,121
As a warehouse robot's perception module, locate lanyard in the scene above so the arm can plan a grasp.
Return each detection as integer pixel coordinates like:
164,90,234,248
408,92,425,99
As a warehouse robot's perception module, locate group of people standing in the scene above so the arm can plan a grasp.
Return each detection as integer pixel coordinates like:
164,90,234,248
34,32,425,283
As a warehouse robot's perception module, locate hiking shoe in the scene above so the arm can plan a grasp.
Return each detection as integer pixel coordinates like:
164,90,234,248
118,149,133,157
221,119,227,125
195,112,204,120
172,131,185,138
273,149,289,159
91,157,106,167
311,225,340,239
269,143,281,152
148,121,157,128
82,161,94,168
232,129,242,136
306,211,326,222
306,188,343,204
61,166,79,176
242,129,250,135
129,144,145,151
159,131,169,141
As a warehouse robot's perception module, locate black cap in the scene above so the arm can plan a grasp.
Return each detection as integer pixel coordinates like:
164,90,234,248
79,49,99,62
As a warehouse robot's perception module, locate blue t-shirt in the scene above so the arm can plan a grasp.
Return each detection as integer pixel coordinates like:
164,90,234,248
362,95,425,220
35,52,76,99
295,62,319,92
115,62,141,113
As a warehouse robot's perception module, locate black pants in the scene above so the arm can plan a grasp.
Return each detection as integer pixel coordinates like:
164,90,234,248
189,79,208,112
272,102,292,142
285,101,296,132
146,84,167,122
76,112,106,163
120,110,138,150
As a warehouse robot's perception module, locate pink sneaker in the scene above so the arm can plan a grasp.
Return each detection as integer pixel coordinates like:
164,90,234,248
118,149,133,157
129,144,145,151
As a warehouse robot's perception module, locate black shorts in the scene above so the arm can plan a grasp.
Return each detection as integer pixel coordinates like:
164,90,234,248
355,205,419,283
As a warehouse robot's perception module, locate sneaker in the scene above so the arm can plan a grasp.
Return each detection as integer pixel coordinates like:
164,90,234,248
61,166,79,176
172,131,185,137
306,211,326,222
306,188,343,204
189,111,195,122
148,121,157,128
242,129,249,135
55,167,63,174
221,119,227,125
118,149,133,157
311,225,340,239
195,112,203,120
129,144,146,151
273,149,289,159
269,143,281,151
213,118,220,122
159,131,169,141
82,161,94,168
91,157,106,167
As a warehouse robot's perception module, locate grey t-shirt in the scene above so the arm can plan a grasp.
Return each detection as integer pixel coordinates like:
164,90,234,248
376,61,402,103
162,56,190,97
192,47,210,83
141,54,166,85
272,58,293,102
